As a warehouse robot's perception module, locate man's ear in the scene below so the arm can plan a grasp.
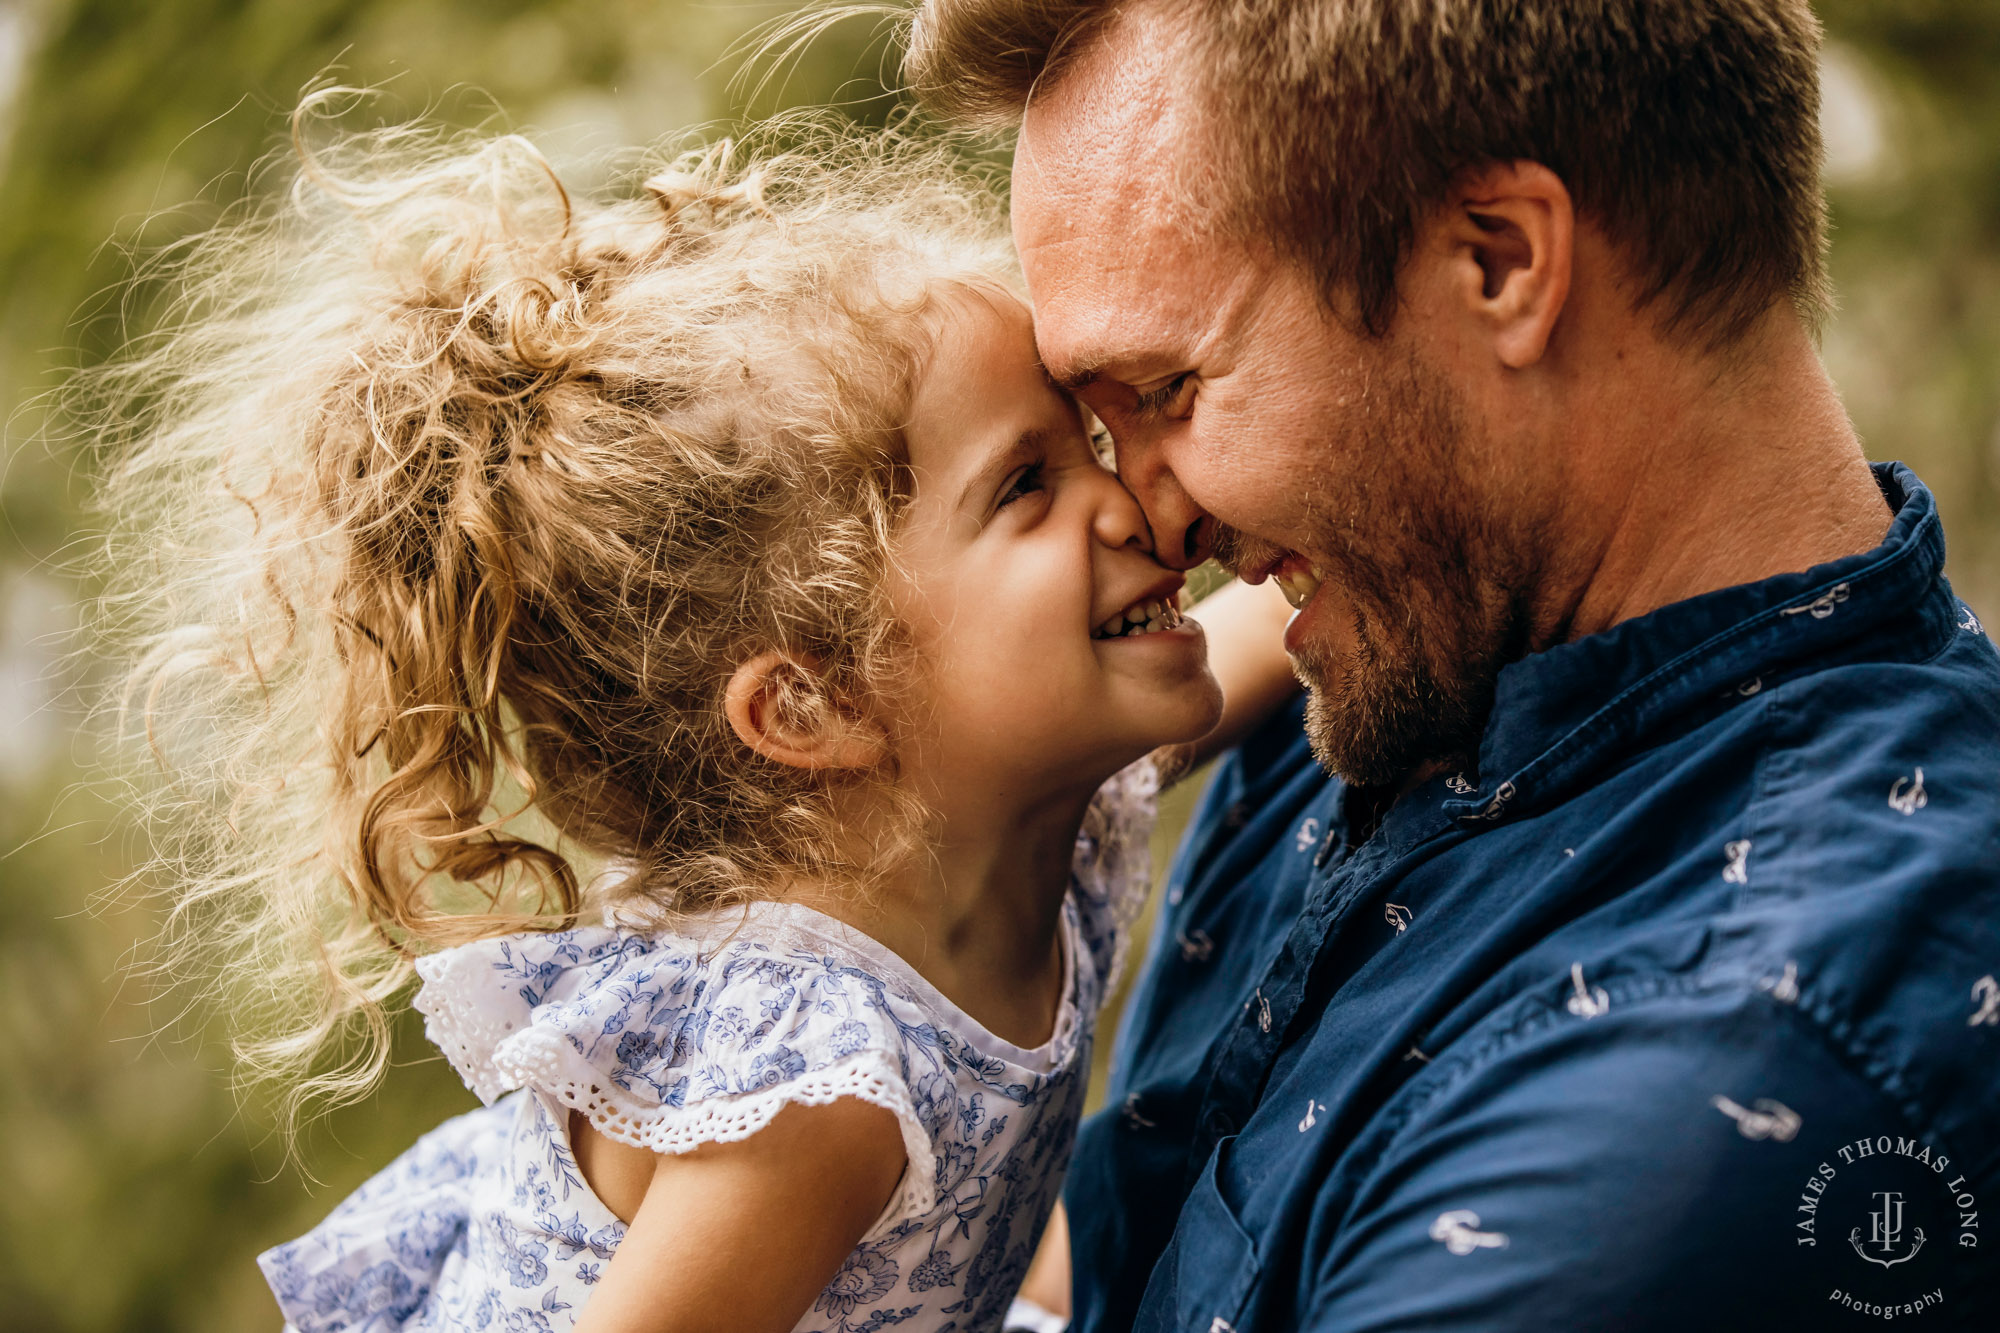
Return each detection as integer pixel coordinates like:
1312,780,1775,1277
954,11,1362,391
1443,160,1574,369
724,651,888,772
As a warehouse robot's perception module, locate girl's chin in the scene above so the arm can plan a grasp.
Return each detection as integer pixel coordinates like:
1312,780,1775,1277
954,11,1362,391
1100,694,1227,765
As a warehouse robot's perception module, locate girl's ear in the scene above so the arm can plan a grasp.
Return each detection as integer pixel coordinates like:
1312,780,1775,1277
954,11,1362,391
724,651,888,772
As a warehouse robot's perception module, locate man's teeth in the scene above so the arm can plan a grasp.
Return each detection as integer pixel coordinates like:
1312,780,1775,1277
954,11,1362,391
1273,563,1324,611
1093,598,1185,639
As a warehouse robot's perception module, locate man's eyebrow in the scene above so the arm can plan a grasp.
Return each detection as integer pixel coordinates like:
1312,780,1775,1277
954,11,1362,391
1039,353,1104,393
956,426,1051,513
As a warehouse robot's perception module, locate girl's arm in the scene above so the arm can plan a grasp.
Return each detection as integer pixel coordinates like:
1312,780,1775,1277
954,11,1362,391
571,1099,907,1333
1159,577,1300,780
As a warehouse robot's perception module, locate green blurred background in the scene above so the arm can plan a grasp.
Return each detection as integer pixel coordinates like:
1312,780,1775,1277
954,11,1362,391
0,1,1993,1327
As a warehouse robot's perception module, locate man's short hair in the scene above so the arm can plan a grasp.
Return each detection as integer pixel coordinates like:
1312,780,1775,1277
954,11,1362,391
905,0,1831,345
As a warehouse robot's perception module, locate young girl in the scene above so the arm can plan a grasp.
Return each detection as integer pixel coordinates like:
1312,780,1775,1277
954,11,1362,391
98,111,1292,1333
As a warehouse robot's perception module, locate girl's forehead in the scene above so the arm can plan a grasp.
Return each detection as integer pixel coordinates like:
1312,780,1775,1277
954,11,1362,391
902,294,1079,499
921,282,1035,356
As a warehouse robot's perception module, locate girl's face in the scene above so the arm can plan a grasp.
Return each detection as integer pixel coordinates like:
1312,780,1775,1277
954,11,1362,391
889,294,1224,807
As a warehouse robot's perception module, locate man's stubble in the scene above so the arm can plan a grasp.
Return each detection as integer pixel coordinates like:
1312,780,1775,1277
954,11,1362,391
1224,348,1538,790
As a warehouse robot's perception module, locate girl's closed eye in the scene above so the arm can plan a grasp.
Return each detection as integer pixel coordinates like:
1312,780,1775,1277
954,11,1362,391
997,461,1045,509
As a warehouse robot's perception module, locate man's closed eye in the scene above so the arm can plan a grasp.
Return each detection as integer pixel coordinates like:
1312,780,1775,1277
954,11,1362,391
1132,373,1195,419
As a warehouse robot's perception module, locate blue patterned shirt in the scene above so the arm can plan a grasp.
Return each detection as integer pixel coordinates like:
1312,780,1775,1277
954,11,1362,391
1070,463,2000,1332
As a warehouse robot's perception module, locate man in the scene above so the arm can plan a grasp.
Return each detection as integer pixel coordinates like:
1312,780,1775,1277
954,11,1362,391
907,1,2000,1329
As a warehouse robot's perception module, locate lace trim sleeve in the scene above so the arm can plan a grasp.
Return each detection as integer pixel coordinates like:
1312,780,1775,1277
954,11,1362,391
499,1028,938,1217
412,929,940,1217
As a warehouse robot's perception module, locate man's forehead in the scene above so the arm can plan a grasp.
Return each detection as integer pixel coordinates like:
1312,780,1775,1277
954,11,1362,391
1011,6,1202,242
1013,163,1230,386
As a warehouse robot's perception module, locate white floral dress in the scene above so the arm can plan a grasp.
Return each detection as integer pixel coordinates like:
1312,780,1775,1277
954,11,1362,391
260,762,1157,1333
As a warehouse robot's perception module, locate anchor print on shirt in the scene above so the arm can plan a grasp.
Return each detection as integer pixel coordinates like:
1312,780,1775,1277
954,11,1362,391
1429,1210,1508,1255
1565,963,1611,1019
1718,676,1764,702
1759,961,1801,1005
1888,769,1927,815
1710,1095,1802,1142
1722,839,1752,885
1384,903,1413,934
1970,976,2000,1028
1781,581,1850,620
1247,989,1272,1033
1961,605,1983,635
1298,1099,1326,1133
1294,817,1322,854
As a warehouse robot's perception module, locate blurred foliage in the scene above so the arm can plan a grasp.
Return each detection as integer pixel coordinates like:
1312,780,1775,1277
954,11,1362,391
0,0,1993,1328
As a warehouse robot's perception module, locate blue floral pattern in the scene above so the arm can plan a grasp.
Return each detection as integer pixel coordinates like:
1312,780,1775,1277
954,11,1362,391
261,761,1156,1332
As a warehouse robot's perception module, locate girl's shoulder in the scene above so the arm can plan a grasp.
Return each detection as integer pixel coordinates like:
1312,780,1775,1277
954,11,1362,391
409,758,1160,1209
418,910,915,1107
412,903,1013,1222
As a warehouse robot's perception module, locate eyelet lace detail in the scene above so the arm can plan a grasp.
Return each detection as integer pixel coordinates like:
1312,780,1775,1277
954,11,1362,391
412,931,942,1214
509,1035,936,1217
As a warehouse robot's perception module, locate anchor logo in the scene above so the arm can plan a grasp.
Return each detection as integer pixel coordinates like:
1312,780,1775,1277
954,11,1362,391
1849,1191,1926,1268
1429,1210,1508,1255
1294,817,1322,853
1888,769,1927,816
1782,582,1851,620
1970,975,2000,1027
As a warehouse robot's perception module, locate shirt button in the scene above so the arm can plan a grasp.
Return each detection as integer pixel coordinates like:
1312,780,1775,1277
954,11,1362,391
1203,1108,1236,1137
1223,801,1251,829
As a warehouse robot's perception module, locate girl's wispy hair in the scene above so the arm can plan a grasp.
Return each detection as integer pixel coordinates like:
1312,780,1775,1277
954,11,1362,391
80,90,1015,1132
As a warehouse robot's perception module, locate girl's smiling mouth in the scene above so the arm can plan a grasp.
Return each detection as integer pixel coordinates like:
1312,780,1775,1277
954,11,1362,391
1092,580,1192,639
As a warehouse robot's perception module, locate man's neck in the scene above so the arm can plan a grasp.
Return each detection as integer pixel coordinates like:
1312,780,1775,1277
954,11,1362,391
1550,313,1889,646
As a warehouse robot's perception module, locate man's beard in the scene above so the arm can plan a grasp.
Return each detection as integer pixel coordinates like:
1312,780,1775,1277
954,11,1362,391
1220,352,1536,789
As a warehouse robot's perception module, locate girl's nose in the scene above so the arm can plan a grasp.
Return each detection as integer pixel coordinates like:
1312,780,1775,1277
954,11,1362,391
1091,469,1156,555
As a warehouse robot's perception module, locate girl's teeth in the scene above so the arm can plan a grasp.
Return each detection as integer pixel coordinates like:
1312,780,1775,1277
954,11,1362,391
1096,594,1187,638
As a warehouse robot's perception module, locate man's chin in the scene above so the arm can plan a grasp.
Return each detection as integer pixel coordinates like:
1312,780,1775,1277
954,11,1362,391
1295,651,1487,791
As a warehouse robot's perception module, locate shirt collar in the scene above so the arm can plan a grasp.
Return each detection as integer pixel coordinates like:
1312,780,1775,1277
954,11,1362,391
1438,462,1957,825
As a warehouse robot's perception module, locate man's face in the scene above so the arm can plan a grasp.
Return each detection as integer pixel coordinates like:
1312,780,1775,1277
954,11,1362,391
1013,18,1537,786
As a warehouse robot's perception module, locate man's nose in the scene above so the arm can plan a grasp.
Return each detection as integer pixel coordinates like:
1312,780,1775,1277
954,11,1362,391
1111,436,1216,571
1091,464,1156,554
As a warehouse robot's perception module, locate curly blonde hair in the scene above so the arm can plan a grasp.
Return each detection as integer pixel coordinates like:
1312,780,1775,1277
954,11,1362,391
85,99,1016,1121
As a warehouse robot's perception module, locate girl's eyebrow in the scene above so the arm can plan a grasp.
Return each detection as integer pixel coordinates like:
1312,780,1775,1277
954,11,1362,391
957,426,1052,512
